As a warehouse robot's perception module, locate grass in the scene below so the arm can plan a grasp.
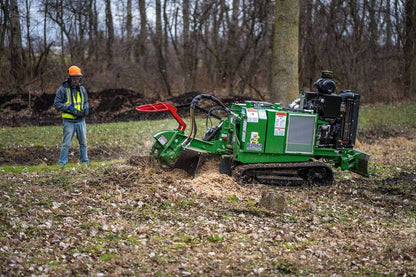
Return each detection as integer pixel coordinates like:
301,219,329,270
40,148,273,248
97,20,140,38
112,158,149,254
0,119,179,149
358,102,416,133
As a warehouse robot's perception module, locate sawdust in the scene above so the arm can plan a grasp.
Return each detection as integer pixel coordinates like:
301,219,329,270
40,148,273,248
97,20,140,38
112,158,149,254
184,172,259,201
161,157,261,201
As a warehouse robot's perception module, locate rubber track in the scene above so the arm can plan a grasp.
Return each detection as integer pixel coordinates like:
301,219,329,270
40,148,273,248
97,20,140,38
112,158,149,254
233,162,334,186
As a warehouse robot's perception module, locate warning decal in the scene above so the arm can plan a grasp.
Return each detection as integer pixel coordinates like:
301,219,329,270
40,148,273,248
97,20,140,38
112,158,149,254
246,109,259,123
158,135,168,145
274,112,287,136
250,132,259,143
242,120,247,142
258,109,267,120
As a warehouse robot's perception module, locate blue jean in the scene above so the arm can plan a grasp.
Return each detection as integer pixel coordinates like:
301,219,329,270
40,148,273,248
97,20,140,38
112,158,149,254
58,119,89,165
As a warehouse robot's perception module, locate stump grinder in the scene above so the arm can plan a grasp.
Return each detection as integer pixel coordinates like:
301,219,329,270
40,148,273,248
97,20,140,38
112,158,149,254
137,71,369,186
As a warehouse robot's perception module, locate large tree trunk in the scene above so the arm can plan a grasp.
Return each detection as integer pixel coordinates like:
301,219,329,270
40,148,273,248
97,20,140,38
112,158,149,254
404,0,416,97
270,0,299,104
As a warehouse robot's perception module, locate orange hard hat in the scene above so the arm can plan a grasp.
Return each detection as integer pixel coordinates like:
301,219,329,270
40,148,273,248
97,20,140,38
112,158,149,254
68,65,82,76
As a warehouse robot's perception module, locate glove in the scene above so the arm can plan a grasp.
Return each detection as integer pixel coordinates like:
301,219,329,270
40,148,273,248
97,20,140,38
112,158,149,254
85,108,90,116
74,110,85,118
68,106,77,113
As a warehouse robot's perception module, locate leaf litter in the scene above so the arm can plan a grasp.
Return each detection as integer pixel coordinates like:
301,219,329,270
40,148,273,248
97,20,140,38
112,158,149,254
1,138,415,276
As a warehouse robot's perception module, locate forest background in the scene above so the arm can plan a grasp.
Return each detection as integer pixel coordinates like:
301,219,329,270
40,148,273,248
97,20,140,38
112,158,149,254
1,0,416,107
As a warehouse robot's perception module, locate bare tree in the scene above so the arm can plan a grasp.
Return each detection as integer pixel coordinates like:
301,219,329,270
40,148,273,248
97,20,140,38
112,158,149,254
182,0,198,91
138,0,147,59
24,0,33,78
126,0,134,62
299,0,316,90
163,0,169,56
385,0,392,49
270,0,299,104
225,0,240,95
87,0,98,64
9,0,26,90
404,0,416,97
155,0,171,96
105,0,114,66
0,0,9,82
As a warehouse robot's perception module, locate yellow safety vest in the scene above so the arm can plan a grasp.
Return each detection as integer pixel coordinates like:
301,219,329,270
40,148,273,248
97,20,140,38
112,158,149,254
62,87,84,119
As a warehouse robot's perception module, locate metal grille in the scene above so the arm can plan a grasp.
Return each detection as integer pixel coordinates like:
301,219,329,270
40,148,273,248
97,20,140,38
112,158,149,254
286,114,316,154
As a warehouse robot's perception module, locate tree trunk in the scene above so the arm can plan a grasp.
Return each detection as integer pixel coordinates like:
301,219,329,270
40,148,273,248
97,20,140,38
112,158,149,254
163,0,169,56
182,0,192,90
155,0,171,96
126,0,134,62
25,0,33,79
225,0,239,96
0,0,9,82
9,0,26,89
138,0,147,58
77,1,85,64
404,0,416,97
266,0,274,97
59,0,65,64
105,0,114,66
299,0,315,90
385,0,392,49
270,0,299,104
41,0,48,92
87,0,95,63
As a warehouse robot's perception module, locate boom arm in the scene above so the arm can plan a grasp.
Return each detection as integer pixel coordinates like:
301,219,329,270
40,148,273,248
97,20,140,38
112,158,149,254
136,102,187,131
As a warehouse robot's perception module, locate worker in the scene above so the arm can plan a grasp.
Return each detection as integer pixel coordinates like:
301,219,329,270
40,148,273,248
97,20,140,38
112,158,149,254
53,65,90,166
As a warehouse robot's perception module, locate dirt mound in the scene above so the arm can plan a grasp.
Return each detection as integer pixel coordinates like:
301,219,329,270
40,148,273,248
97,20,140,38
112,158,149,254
91,89,144,112
0,89,156,126
0,90,262,127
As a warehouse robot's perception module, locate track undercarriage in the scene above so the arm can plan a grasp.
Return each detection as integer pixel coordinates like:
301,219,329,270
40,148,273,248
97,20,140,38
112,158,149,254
233,162,334,186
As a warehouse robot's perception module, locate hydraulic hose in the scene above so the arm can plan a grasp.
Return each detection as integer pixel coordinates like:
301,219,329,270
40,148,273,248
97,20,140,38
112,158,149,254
183,94,232,146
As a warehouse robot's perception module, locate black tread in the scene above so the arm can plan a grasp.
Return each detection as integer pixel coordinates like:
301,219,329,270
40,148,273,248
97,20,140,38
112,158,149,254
233,162,334,186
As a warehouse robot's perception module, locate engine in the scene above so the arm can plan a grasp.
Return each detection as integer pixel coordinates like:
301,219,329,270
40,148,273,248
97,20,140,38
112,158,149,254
299,71,361,149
